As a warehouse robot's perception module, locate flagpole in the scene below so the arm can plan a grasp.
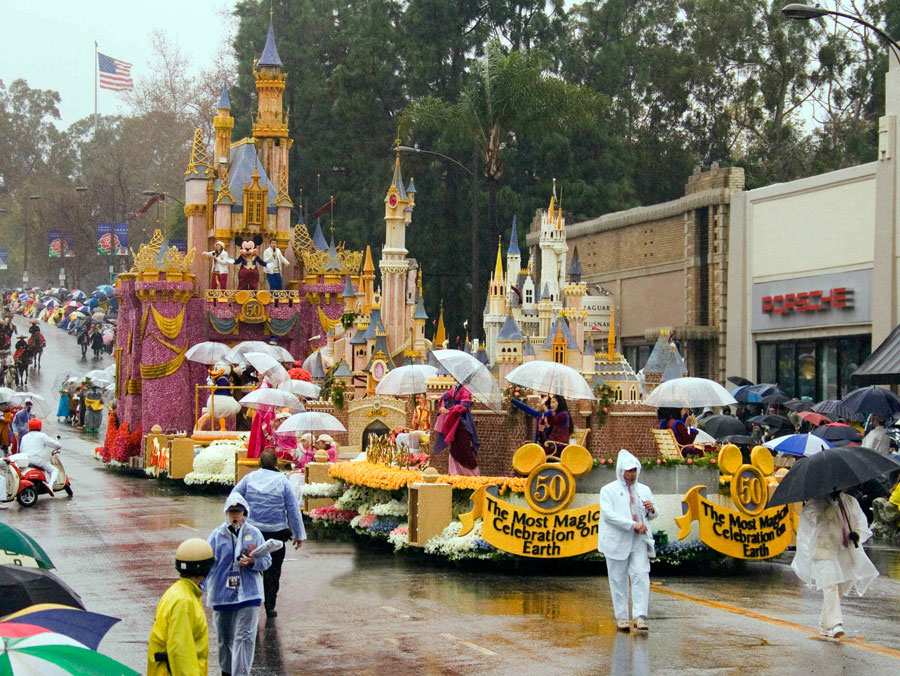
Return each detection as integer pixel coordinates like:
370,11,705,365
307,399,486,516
93,41,99,137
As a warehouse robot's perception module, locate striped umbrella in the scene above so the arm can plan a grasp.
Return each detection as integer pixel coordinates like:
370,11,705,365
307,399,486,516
0,625,138,675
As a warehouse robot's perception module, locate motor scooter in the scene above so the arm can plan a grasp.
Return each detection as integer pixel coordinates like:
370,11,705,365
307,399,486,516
2,440,72,507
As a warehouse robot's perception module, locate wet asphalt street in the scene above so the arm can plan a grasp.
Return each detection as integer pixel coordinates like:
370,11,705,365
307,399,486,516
3,316,900,675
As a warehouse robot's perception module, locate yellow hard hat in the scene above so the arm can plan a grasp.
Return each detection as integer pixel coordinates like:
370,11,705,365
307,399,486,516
175,538,215,577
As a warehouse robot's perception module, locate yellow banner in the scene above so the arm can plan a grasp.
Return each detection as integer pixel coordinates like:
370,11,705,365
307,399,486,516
459,487,600,558
675,485,794,559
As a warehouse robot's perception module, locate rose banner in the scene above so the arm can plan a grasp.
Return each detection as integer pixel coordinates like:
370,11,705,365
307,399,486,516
97,223,113,255
48,230,63,258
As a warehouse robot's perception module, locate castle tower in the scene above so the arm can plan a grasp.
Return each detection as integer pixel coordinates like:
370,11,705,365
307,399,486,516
506,216,521,307
538,283,552,338
496,314,524,385
538,189,567,305
361,245,375,314
433,301,447,348
562,247,587,352
184,128,213,286
213,82,233,175
484,238,507,363
412,294,428,357
252,19,293,246
380,150,415,354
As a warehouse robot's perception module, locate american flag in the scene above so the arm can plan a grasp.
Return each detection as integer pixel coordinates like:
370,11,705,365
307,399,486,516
98,53,133,91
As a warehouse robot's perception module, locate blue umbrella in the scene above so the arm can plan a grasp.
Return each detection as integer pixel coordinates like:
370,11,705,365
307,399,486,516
76,305,91,314
86,298,99,308
90,290,106,300
1,604,121,651
764,433,833,457
841,386,900,420
731,385,763,403
96,285,113,294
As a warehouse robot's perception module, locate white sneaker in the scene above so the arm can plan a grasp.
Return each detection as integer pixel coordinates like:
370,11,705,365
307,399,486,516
616,619,631,632
634,616,648,631
829,626,845,639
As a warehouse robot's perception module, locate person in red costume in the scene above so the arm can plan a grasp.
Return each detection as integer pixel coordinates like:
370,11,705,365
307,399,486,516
234,235,265,291
656,407,700,456
538,394,574,453
433,383,480,476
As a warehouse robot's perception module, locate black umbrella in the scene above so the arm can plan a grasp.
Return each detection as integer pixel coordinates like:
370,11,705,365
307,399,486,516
720,434,757,447
761,393,790,406
727,376,754,387
841,386,900,420
811,424,862,443
700,414,747,439
813,399,865,422
783,399,815,412
748,414,793,431
769,446,900,507
0,564,84,616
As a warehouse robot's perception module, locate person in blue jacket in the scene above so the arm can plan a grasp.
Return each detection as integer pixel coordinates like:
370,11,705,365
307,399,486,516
231,447,305,618
206,493,272,676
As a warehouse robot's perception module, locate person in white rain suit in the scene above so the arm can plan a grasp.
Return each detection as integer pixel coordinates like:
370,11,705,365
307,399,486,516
791,491,878,638
598,449,657,632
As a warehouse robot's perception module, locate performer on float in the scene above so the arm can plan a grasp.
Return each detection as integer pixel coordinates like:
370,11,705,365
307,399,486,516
791,490,878,639
537,394,574,454
234,235,266,291
262,240,290,291
206,361,241,431
433,382,480,476
412,394,430,431
202,241,234,290
246,377,278,460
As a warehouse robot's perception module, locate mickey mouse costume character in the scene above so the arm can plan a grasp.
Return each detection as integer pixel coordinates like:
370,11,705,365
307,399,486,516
234,235,266,291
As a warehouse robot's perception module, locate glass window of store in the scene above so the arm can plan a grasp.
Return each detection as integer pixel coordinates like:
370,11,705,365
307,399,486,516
756,335,870,399
624,344,653,372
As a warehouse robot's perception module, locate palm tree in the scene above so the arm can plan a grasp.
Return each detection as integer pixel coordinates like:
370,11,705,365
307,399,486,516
401,41,597,338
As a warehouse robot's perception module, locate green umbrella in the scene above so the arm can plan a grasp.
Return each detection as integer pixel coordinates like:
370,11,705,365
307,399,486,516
0,525,54,571
0,627,138,676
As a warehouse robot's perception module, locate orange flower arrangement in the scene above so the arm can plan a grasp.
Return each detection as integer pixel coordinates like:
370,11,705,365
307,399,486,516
329,461,526,493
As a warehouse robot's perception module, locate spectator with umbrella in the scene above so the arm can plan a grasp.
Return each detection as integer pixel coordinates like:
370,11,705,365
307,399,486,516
862,417,892,455
770,447,900,639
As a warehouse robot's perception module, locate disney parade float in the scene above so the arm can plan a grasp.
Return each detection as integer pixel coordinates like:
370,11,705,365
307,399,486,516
90,22,815,571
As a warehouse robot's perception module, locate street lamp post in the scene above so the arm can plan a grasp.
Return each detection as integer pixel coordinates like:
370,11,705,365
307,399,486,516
782,4,900,345
394,144,481,341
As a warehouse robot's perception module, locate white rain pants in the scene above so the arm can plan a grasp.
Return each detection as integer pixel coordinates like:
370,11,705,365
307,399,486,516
606,531,651,621
213,605,259,676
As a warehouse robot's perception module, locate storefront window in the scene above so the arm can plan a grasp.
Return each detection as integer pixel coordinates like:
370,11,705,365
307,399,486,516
777,344,795,397
757,335,870,400
624,345,653,372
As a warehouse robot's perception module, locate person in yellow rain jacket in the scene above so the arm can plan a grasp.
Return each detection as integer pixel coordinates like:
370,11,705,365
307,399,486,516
148,539,216,676
871,479,900,538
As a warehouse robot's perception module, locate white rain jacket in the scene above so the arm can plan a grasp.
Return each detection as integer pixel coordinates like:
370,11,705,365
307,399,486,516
598,449,657,561
17,431,60,471
205,493,272,610
791,493,879,595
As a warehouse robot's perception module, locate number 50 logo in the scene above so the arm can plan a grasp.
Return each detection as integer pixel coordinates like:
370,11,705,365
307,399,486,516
526,464,576,513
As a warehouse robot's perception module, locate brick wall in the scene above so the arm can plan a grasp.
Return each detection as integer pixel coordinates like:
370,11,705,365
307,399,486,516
574,214,686,279
418,401,661,477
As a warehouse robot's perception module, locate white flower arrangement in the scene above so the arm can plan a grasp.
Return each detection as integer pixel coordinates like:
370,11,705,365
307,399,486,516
300,482,344,498
335,484,392,511
424,520,494,561
183,439,245,486
388,523,409,551
371,499,408,517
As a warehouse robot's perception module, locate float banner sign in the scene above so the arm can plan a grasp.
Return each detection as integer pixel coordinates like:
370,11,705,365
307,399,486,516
97,223,113,255
0,249,8,270
113,223,128,255
459,486,600,558
63,232,75,257
48,230,63,258
168,238,186,253
675,485,793,559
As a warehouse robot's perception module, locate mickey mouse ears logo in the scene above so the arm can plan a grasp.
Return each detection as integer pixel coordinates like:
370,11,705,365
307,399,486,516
513,443,593,514
718,444,775,516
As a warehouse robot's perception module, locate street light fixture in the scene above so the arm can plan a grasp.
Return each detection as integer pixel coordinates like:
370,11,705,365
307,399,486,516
394,143,481,340
781,4,900,62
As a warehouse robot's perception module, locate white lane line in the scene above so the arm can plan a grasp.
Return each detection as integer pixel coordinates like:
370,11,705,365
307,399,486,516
381,605,411,618
441,632,498,656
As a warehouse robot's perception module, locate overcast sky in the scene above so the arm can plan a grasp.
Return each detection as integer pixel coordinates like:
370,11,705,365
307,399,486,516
2,0,238,129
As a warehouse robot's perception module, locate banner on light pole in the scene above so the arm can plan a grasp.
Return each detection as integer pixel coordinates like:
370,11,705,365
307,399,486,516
0,249,8,270
49,230,63,258
114,223,128,255
97,223,113,255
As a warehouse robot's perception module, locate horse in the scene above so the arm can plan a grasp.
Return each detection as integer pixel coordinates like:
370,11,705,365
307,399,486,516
13,346,30,388
27,333,44,370
0,352,15,389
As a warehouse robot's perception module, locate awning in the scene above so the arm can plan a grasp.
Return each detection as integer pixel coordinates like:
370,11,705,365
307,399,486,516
852,324,900,385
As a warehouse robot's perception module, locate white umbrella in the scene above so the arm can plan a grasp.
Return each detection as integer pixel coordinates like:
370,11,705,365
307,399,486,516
244,352,289,385
505,361,594,400
238,388,304,412
224,341,289,364
693,429,716,445
83,369,113,387
375,364,438,396
0,387,15,404
103,363,116,375
185,341,230,365
275,410,346,436
12,392,50,417
277,379,322,400
431,349,502,412
643,377,737,409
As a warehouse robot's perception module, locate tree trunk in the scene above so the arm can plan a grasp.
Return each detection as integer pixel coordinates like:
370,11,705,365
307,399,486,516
470,151,481,341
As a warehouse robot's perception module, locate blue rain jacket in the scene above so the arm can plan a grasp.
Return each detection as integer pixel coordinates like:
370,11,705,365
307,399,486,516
232,468,306,539
205,494,272,610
